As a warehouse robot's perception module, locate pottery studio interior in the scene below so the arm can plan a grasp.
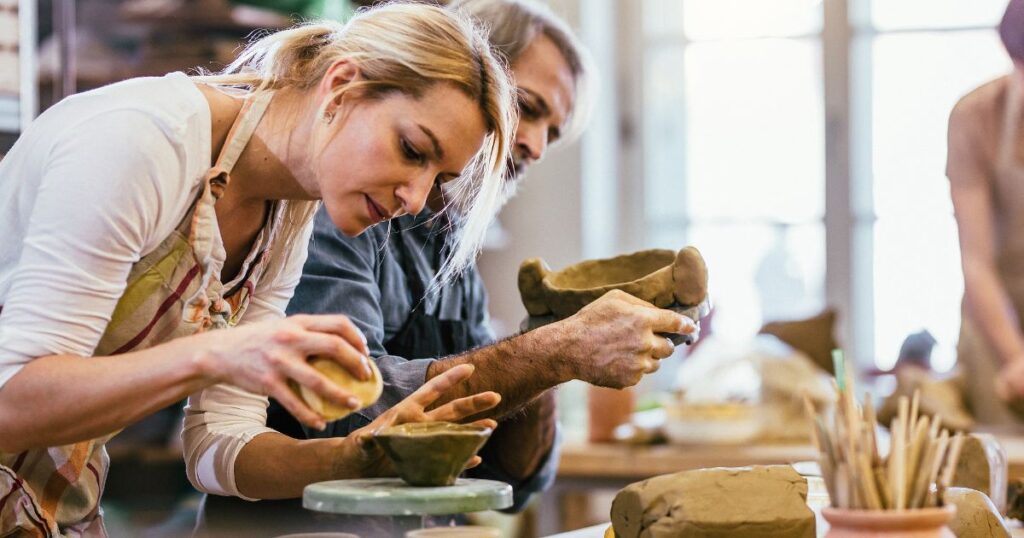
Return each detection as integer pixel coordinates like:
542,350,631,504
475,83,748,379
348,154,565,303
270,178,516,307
5,0,1024,537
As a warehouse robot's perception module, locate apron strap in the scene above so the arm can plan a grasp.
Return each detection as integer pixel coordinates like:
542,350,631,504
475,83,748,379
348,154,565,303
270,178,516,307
181,89,275,325
204,91,275,198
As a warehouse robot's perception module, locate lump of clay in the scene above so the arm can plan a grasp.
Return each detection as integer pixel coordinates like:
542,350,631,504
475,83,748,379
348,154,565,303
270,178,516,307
518,247,708,320
610,465,814,538
1008,479,1024,520
292,357,383,421
952,433,1008,514
944,487,1011,538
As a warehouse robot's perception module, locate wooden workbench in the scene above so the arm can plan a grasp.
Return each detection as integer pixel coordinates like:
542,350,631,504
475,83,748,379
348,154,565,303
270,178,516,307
540,433,1024,536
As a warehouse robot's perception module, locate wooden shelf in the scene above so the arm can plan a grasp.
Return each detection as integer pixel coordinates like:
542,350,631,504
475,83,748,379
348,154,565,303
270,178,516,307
557,441,819,479
118,7,292,33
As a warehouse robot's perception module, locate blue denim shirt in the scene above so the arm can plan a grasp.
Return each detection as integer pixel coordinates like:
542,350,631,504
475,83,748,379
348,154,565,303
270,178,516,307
286,206,561,511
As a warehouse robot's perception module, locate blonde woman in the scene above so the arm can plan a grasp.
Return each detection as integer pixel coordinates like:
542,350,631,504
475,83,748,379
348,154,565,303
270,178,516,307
0,3,515,535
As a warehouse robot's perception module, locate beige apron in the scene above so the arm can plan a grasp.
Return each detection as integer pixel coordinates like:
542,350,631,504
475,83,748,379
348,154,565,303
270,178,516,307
0,90,281,537
960,76,1024,426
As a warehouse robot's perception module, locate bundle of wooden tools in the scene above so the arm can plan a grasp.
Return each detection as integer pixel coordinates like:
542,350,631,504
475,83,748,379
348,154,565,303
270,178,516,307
804,350,964,510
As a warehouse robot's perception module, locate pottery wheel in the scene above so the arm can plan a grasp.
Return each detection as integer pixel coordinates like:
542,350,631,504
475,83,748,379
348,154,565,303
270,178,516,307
303,478,513,516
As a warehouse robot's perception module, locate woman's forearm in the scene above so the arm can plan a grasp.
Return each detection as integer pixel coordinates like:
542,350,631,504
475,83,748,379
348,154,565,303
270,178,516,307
0,337,214,453
233,433,346,500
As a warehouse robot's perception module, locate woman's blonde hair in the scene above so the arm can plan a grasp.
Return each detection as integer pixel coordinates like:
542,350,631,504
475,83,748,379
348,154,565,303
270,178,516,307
450,0,594,143
198,2,517,284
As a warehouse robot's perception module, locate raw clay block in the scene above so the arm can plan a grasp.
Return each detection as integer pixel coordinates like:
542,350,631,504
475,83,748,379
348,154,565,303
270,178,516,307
952,433,1008,514
944,487,1011,538
610,465,814,538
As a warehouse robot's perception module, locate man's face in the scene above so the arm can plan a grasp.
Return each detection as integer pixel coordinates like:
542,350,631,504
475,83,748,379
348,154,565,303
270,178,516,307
507,33,577,180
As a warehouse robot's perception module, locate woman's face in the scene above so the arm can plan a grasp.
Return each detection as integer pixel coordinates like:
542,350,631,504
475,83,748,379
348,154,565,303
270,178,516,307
316,83,487,237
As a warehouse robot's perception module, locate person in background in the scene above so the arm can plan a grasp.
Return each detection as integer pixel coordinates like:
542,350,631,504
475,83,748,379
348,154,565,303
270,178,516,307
948,0,1024,424
195,0,695,534
0,3,515,534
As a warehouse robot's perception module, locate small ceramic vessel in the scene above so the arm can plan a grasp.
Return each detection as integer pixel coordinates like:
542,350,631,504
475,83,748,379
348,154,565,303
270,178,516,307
821,506,956,537
374,422,492,487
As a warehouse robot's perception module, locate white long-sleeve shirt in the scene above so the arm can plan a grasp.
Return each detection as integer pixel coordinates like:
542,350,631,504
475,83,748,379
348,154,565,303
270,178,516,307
0,72,309,499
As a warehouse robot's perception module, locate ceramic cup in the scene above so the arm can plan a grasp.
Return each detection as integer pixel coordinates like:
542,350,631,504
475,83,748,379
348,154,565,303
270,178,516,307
821,506,956,537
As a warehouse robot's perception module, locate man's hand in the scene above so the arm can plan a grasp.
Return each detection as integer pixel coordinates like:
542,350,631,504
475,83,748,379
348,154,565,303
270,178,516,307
558,290,697,388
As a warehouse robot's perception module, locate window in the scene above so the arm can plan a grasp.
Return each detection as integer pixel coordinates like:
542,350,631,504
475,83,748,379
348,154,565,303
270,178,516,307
636,0,1011,369
642,0,826,342
854,3,1010,370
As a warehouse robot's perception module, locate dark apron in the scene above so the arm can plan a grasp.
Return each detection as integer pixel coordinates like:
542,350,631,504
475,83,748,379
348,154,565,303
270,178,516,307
382,225,473,360
199,226,477,537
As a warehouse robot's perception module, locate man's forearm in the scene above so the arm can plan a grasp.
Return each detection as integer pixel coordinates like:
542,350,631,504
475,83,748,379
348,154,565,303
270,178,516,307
425,322,575,417
484,390,557,481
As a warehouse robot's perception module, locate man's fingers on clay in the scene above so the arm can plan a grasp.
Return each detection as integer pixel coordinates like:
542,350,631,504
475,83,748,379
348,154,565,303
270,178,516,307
648,309,694,335
603,290,664,312
650,336,675,359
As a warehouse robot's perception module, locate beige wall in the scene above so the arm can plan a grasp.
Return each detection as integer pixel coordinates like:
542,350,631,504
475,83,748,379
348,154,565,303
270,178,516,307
477,136,585,337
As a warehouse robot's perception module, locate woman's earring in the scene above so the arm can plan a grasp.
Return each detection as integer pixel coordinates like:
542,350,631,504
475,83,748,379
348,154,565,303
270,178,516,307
323,111,335,124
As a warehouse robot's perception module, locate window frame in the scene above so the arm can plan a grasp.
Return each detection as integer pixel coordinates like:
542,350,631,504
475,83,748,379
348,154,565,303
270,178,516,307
610,0,1007,368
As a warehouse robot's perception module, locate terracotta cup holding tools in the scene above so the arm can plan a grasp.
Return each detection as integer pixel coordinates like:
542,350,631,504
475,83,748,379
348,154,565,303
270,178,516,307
821,506,955,537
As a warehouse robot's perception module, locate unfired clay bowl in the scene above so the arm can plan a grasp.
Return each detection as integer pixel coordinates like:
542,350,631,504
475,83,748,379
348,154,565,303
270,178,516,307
374,422,492,487
518,246,708,320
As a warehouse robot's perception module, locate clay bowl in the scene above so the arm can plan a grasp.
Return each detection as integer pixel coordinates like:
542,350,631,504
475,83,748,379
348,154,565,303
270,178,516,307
374,422,492,487
518,246,708,320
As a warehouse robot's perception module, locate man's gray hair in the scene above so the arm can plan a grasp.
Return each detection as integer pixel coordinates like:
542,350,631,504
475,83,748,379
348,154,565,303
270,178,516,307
450,0,595,143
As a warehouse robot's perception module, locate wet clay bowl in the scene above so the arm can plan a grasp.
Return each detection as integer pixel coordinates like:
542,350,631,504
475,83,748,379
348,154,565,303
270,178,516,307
518,246,708,320
374,422,493,487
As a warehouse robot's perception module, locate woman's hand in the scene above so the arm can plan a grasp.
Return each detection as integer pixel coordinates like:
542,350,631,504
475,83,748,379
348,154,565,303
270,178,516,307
334,364,501,479
191,314,373,430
